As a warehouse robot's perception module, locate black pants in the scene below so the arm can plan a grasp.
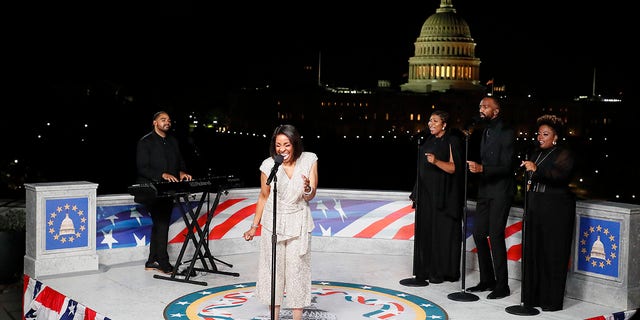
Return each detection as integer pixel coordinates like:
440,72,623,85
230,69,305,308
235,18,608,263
146,197,175,264
472,196,512,291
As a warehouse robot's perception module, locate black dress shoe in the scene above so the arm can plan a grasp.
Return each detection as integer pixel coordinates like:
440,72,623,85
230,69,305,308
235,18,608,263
145,261,174,274
466,282,496,292
487,287,510,299
144,260,160,271
399,277,429,287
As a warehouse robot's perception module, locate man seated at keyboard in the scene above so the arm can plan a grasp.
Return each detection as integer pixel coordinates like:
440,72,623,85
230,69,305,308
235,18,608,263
135,110,192,274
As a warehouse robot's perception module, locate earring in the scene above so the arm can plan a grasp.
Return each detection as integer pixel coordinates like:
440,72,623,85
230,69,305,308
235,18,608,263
553,141,557,145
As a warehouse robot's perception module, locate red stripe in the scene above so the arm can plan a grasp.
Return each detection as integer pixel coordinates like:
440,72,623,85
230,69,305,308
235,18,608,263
170,198,247,243
35,286,66,313
353,205,413,238
507,243,522,261
505,220,522,238
393,223,414,240
210,203,258,239
84,307,97,320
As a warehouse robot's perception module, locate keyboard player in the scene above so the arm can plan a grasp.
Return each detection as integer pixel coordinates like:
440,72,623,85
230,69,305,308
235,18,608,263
135,110,192,275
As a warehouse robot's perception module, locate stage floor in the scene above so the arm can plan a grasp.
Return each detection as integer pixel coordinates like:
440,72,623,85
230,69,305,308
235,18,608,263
26,250,624,320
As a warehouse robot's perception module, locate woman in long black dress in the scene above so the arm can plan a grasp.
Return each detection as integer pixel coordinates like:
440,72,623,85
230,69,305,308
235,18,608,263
520,114,576,311
401,110,465,286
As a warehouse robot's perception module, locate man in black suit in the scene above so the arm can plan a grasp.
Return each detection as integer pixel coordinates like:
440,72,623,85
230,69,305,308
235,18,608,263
466,96,516,299
136,110,192,274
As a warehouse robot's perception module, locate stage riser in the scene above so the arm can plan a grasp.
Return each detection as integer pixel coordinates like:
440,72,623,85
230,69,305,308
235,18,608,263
22,186,639,310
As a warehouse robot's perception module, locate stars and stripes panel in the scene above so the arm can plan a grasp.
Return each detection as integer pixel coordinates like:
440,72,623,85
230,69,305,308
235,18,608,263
95,195,524,261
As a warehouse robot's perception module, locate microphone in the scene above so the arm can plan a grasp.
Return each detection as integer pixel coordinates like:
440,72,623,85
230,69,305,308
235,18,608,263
266,154,284,185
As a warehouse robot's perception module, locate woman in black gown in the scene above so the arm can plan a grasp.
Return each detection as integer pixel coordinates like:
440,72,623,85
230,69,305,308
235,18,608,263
520,114,576,311
401,110,465,286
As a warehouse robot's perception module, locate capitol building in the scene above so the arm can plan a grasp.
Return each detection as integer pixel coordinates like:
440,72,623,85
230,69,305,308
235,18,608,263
400,0,484,93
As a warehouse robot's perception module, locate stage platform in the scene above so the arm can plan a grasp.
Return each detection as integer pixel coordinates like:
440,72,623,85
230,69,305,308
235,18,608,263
21,250,629,320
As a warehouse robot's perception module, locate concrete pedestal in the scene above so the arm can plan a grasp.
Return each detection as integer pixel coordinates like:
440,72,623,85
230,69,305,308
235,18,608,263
24,181,99,278
566,201,640,310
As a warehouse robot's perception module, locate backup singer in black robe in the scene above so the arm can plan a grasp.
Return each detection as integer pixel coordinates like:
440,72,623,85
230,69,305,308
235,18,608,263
520,114,576,312
402,110,465,286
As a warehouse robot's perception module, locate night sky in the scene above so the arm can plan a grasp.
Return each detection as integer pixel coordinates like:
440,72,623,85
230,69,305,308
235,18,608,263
7,0,629,103
1,0,635,200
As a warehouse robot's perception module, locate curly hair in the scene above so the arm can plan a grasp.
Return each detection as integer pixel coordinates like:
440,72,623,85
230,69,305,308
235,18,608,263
536,114,564,136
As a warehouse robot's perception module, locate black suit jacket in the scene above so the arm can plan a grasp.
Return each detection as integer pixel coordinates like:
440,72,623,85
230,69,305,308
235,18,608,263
476,118,516,199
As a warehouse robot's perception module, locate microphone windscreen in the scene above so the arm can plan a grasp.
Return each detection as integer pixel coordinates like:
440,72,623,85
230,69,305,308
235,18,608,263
274,154,284,164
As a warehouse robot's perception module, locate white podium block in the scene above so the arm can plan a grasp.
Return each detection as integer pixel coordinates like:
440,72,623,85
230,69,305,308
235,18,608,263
24,181,99,278
566,201,640,310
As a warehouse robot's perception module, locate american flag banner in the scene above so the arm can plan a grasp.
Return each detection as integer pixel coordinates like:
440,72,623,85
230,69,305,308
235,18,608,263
584,309,637,320
22,274,111,320
95,195,524,262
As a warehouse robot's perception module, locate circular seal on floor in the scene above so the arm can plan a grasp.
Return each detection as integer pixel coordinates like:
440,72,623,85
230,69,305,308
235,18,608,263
164,280,447,319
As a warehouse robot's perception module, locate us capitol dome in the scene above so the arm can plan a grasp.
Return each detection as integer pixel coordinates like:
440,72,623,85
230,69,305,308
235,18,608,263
401,0,484,93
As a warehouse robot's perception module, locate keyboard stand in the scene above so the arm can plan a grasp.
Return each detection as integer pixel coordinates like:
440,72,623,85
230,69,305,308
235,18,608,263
154,190,240,286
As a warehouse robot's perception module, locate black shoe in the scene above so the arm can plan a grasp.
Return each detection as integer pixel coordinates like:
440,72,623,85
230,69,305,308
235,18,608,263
487,287,510,299
467,281,496,292
144,261,162,271
146,260,174,274
158,262,175,274
399,277,429,287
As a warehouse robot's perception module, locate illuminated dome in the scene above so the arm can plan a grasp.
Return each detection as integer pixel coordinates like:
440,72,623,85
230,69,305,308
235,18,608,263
421,9,471,39
401,0,483,93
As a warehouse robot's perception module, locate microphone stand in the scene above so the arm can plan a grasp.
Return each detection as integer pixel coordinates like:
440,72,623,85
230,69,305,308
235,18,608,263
448,129,479,302
270,174,278,320
399,133,429,287
505,165,540,315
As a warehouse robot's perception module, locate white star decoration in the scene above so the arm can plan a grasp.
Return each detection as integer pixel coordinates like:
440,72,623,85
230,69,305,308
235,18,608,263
319,224,332,236
129,207,143,225
334,199,348,222
134,233,146,246
67,301,77,315
315,200,328,218
169,313,185,317
100,229,118,249
106,214,119,226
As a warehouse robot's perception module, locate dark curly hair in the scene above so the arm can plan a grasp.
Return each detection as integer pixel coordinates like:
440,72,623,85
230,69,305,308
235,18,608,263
536,114,564,137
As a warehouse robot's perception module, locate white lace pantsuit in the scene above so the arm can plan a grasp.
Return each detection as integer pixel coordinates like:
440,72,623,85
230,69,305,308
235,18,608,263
255,228,312,308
